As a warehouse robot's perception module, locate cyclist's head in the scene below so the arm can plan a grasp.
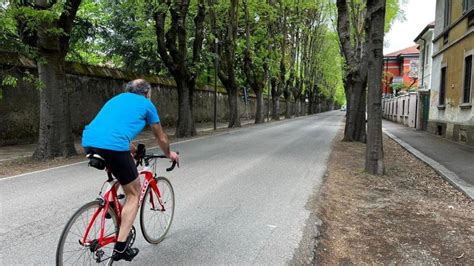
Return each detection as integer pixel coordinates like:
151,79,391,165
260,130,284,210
125,79,152,98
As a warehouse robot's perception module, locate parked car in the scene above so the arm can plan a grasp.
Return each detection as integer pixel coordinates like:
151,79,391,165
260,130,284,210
341,105,347,111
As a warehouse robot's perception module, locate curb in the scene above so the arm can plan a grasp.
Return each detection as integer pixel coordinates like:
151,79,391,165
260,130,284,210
383,129,474,201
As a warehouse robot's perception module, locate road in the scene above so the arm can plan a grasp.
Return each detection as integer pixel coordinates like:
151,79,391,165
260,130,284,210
0,111,343,265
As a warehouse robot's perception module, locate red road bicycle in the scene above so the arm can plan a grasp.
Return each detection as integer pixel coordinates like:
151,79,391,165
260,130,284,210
56,144,178,265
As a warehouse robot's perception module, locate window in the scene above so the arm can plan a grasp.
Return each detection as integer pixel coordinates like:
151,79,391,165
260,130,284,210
444,0,451,28
463,0,474,12
469,13,474,27
463,55,472,103
440,67,447,106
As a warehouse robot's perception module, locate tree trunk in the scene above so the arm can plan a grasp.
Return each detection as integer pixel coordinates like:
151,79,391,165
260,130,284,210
216,0,240,128
30,0,82,160
271,78,280,120
242,0,266,125
365,0,385,175
337,0,368,143
285,99,291,119
227,83,241,127
33,53,76,159
344,79,367,143
175,78,197,137
154,0,205,138
255,90,264,124
300,97,306,116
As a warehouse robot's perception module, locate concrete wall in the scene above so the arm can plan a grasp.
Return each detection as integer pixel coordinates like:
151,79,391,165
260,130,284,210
0,54,301,146
382,93,418,128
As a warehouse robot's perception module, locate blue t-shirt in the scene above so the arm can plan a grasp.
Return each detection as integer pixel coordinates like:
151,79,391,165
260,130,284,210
82,92,160,151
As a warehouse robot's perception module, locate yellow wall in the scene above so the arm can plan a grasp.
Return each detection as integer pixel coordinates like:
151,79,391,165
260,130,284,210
435,4,474,107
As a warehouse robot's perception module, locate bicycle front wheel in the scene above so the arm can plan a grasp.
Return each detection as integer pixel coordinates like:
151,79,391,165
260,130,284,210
56,200,118,265
140,176,175,244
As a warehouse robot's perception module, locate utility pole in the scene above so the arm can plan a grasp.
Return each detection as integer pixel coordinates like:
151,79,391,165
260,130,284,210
214,38,218,130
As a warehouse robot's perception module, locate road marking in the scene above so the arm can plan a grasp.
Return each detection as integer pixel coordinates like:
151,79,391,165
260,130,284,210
0,113,335,181
0,130,240,181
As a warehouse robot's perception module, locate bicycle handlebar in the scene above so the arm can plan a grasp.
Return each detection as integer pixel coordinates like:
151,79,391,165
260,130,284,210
134,144,179,171
143,152,179,172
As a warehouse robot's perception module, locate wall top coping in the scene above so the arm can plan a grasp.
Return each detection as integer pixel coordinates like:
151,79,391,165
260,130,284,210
0,51,232,94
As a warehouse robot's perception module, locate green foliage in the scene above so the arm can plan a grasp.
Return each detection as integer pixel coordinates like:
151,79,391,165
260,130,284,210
1,75,18,88
385,0,404,33
1,0,349,106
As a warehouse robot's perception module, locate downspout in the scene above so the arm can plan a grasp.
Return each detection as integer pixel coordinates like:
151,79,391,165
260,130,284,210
417,38,427,130
420,38,426,88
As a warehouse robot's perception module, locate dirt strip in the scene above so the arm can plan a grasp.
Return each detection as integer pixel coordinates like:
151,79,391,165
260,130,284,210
314,132,474,264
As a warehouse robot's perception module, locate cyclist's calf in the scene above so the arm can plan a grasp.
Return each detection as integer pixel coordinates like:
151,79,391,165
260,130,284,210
118,177,141,242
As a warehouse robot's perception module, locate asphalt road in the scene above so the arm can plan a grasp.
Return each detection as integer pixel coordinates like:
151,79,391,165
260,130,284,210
0,111,344,265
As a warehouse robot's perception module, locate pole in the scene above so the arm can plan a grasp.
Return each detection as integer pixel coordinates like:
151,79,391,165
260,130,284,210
214,38,218,130
267,83,270,122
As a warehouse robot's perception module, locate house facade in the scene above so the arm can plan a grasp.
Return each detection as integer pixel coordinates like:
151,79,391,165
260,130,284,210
430,0,474,145
383,46,420,97
414,22,435,130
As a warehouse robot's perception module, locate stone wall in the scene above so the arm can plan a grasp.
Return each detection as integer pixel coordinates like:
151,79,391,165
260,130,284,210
0,53,293,145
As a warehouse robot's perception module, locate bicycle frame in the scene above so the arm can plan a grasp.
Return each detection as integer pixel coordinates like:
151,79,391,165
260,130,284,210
80,166,165,250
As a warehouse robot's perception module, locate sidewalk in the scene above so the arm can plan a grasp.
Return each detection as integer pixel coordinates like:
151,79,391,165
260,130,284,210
383,120,474,200
0,119,256,163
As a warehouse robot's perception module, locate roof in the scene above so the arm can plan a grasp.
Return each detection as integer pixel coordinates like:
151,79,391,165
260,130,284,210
384,45,420,57
414,22,435,42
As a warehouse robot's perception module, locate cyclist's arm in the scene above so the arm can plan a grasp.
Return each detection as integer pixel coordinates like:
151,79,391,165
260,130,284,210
150,123,179,162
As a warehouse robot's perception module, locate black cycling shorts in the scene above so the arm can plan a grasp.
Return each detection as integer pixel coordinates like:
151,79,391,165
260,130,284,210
84,147,139,185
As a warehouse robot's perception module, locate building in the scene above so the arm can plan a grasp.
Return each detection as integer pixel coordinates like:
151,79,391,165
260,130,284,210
414,22,435,130
383,46,420,97
430,0,474,146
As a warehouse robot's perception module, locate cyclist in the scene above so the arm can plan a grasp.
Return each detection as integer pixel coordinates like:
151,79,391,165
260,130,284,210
82,79,179,261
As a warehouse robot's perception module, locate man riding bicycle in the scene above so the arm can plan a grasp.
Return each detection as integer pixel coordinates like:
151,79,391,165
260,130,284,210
82,79,179,262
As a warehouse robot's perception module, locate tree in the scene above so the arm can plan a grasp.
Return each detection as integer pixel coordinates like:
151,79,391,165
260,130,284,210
241,0,271,124
336,0,400,143
209,0,241,128
365,0,385,175
7,0,82,159
153,0,206,137
336,0,368,143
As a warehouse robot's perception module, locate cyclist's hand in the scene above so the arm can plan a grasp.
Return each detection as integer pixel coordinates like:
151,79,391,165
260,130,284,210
129,142,137,156
168,151,179,163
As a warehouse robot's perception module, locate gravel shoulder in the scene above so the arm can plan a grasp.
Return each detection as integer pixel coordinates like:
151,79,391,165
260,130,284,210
314,131,474,264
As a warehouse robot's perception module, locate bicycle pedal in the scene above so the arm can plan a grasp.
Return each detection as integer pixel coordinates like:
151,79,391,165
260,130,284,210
126,226,137,247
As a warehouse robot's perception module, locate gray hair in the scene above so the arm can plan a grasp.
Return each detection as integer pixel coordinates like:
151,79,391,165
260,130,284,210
125,79,151,95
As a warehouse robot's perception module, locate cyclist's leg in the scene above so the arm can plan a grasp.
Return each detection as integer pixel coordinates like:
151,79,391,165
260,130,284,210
117,177,140,242
101,149,141,261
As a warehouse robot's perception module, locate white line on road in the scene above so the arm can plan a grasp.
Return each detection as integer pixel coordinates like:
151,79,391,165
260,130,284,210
0,128,242,181
0,113,330,181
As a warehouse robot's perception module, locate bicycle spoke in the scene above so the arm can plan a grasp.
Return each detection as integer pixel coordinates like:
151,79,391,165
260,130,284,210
58,201,118,265
140,177,175,244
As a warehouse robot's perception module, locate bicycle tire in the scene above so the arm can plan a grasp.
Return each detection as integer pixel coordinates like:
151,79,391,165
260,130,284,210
56,200,118,265
140,176,175,244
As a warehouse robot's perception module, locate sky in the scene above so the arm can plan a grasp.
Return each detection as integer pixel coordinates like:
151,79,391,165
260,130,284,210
384,0,437,54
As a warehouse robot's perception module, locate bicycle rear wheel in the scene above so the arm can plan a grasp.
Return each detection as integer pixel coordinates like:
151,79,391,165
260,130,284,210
56,200,118,265
140,176,175,244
